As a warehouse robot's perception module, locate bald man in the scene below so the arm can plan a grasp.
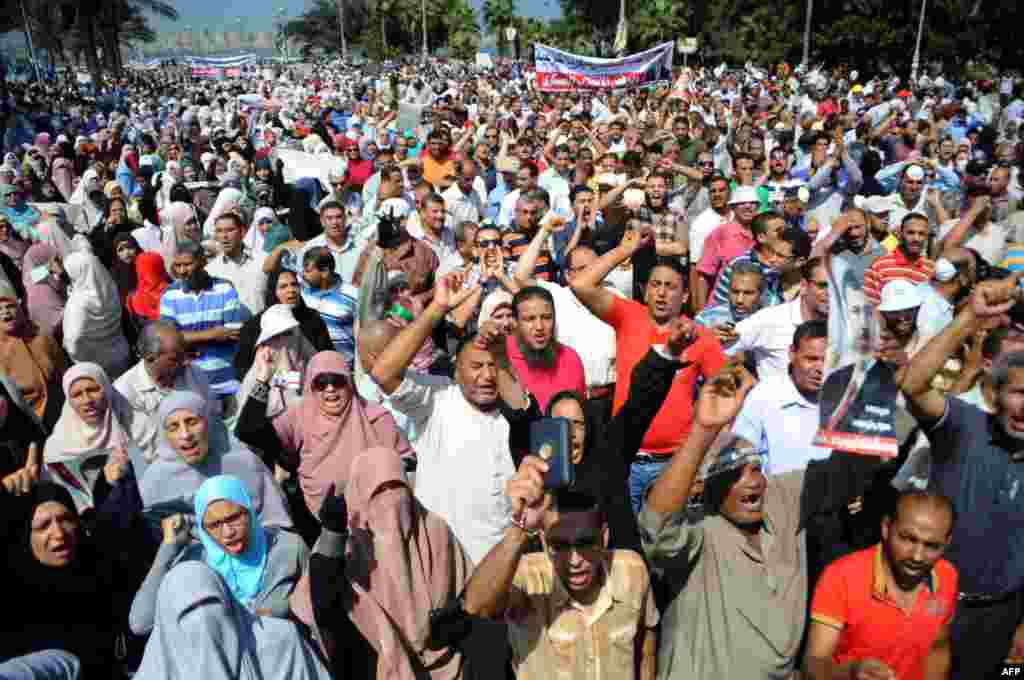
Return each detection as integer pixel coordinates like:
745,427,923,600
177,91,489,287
804,491,957,680
355,319,444,462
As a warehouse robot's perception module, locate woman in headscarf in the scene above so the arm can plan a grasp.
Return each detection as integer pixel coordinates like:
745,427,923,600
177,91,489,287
1,183,42,241
131,474,329,680
68,167,104,233
0,280,67,429
235,351,412,519
160,201,202,275
50,143,75,201
42,363,144,519
290,448,472,680
288,178,324,241
62,251,132,380
0,213,29,271
244,206,276,257
234,265,333,380
341,139,374,193
22,243,67,337
116,145,139,198
88,197,139,270
138,390,292,529
0,483,136,680
110,233,141,302
126,251,171,325
203,186,244,238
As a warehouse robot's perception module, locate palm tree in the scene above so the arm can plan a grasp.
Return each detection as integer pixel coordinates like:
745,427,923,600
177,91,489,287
482,0,516,57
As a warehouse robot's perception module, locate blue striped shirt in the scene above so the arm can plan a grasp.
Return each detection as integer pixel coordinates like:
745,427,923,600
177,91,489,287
710,249,782,310
159,278,245,397
301,277,358,368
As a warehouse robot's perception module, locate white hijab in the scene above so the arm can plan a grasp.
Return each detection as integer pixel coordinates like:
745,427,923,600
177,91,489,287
203,187,243,237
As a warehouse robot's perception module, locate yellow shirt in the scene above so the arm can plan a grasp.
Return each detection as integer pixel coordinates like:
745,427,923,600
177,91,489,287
506,550,659,680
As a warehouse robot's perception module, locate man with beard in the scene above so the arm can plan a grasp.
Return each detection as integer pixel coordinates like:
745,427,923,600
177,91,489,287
863,212,935,307
571,231,727,511
876,280,926,359
803,491,957,680
733,320,831,474
502,286,585,412
901,274,1024,679
159,240,245,398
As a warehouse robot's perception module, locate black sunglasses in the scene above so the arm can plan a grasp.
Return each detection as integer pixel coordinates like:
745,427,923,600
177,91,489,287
312,373,347,391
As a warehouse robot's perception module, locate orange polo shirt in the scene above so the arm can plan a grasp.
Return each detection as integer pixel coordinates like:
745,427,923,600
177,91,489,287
420,149,456,187
811,544,958,680
603,296,726,454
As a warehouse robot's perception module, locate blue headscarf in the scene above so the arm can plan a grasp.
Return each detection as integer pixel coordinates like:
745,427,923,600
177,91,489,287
193,474,269,605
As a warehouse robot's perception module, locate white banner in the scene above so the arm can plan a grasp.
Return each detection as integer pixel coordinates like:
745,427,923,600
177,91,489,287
533,41,674,92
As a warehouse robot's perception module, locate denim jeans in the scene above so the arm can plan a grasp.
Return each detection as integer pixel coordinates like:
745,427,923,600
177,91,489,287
0,651,80,680
629,457,672,514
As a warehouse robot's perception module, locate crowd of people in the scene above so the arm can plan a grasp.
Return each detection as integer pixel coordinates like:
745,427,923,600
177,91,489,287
0,55,1023,680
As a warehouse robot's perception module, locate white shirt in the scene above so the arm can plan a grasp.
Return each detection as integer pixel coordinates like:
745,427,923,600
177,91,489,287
689,207,731,265
732,374,831,475
727,298,809,382
537,171,573,220
441,183,483,226
204,247,268,320
405,211,460,264
389,373,515,564
113,361,212,461
537,280,617,389
497,189,522,228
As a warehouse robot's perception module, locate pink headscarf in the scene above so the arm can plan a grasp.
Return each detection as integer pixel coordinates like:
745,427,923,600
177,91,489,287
271,351,412,515
160,201,198,273
290,448,471,680
22,243,65,334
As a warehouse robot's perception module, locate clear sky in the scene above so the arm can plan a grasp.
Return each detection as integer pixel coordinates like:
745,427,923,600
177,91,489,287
150,0,560,33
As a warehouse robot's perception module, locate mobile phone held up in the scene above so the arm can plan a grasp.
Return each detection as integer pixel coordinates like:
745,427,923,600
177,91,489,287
530,417,575,490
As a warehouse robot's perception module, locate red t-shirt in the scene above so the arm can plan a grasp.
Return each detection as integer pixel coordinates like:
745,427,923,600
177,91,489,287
506,335,586,412
604,296,727,454
810,545,958,680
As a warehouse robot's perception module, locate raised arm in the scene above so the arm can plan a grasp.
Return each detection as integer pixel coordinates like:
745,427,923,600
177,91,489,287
902,275,1019,424
370,273,479,394
569,228,650,320
645,364,755,515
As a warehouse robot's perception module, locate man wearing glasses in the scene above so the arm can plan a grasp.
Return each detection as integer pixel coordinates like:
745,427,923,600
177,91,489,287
463,476,658,680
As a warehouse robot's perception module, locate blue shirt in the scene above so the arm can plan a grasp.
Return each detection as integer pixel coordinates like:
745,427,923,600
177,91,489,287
486,180,513,222
159,278,245,397
301,277,358,367
926,398,1024,595
711,249,782,310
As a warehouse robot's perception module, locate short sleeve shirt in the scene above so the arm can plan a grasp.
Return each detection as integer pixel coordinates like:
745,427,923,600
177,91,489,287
810,544,957,680
507,550,659,680
604,296,726,454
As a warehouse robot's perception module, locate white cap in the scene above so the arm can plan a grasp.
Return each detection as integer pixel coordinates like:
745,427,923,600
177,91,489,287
854,195,897,215
905,164,926,181
877,280,923,313
256,304,300,347
934,258,957,282
729,186,760,206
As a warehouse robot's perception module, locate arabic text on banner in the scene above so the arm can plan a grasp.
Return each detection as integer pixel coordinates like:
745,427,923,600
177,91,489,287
533,41,674,92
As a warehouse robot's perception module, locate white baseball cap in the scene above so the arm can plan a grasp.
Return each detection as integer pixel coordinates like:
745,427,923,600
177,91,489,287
729,186,760,206
256,304,300,347
877,280,923,313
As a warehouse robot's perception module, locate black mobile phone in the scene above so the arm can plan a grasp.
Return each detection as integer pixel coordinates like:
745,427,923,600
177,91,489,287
530,417,574,490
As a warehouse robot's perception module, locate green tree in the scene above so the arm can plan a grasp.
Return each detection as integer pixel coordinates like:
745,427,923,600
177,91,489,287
482,0,516,57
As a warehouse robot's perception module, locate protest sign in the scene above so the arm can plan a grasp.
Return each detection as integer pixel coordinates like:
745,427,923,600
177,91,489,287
533,41,674,92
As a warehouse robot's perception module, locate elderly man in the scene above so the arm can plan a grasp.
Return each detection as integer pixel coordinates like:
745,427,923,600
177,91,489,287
371,273,521,564
113,321,213,460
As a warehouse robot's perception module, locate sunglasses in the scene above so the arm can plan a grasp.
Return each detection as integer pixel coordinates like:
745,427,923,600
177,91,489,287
477,239,502,249
312,373,347,391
